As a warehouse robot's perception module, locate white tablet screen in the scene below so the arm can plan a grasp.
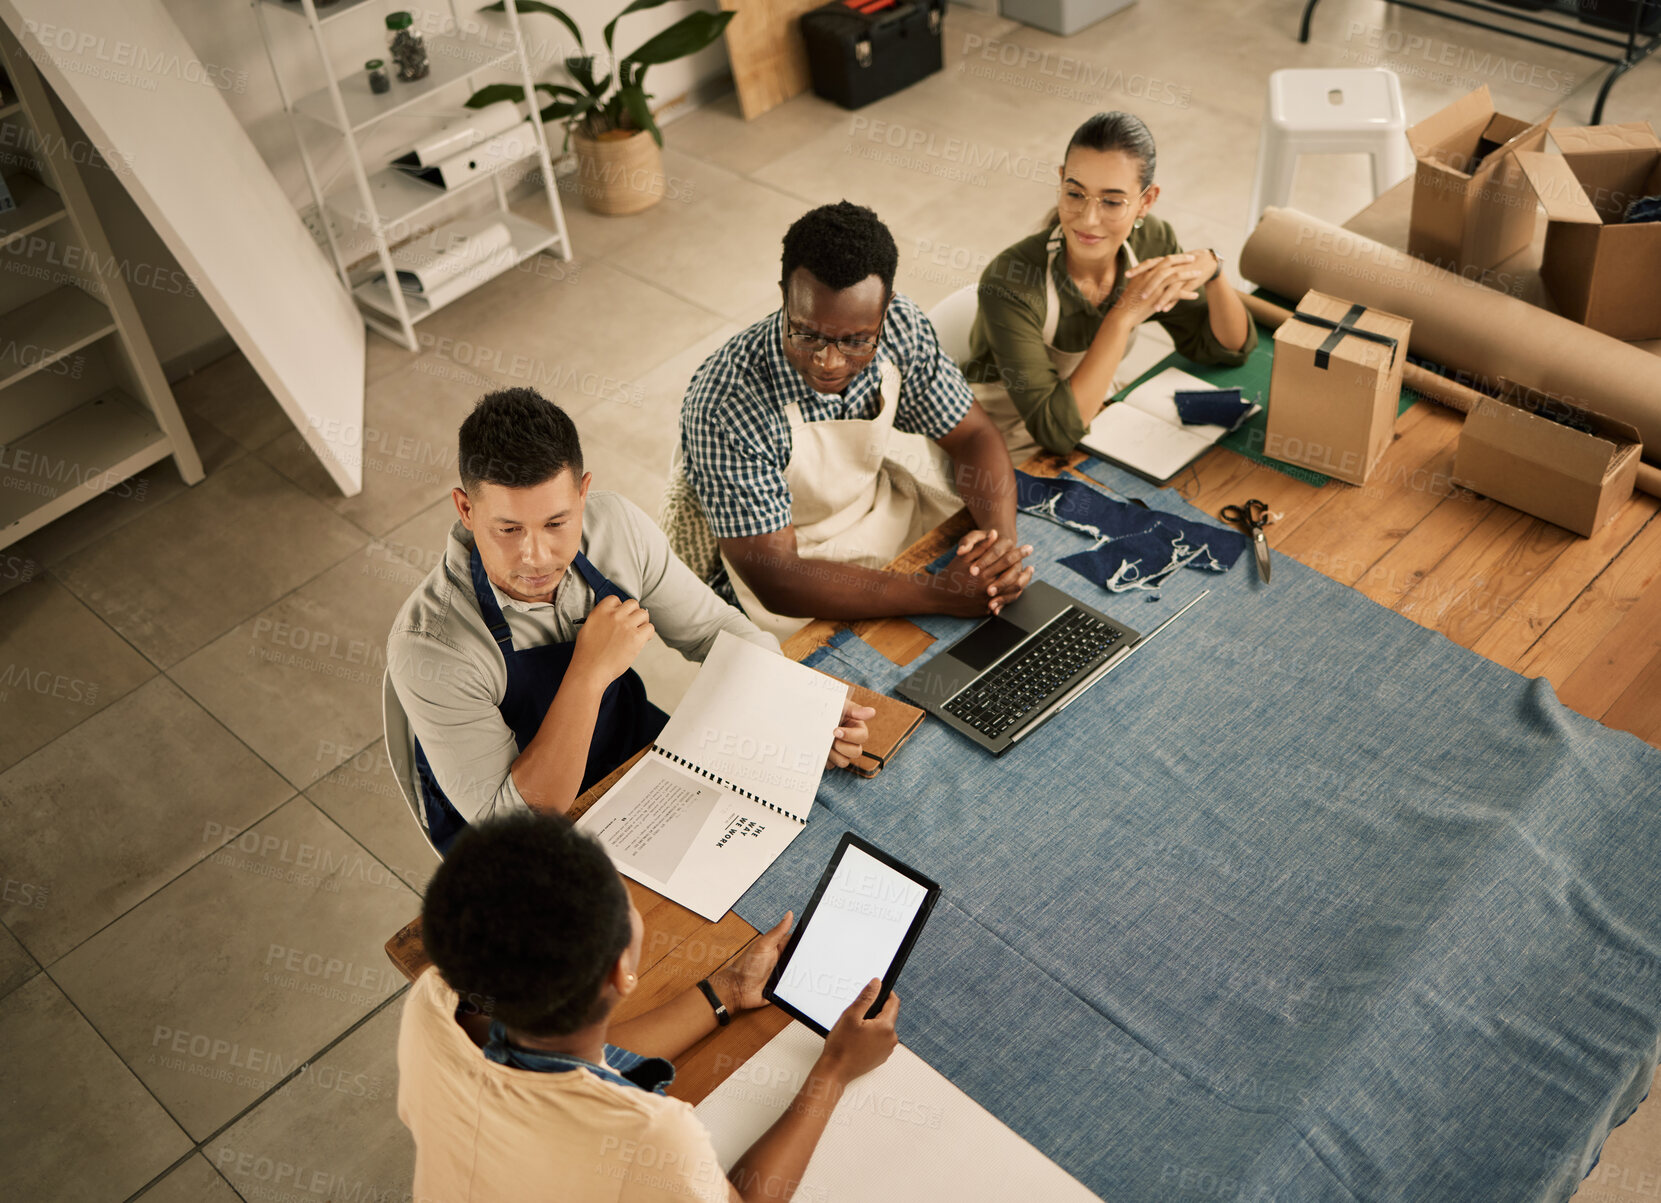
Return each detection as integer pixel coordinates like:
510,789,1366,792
772,844,930,1032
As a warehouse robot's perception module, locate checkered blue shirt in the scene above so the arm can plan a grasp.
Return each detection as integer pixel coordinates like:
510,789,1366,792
680,293,973,540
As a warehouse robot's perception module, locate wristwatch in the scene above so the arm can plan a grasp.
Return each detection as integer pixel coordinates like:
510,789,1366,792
1203,249,1223,284
696,978,732,1026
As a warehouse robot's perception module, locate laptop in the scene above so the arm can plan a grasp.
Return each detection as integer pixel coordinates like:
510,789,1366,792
896,579,1140,756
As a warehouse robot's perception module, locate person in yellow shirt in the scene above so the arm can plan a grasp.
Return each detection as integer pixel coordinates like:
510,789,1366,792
398,810,901,1202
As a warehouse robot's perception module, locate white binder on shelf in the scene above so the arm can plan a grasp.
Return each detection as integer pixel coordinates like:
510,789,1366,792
394,99,524,167
372,213,514,308
391,118,540,191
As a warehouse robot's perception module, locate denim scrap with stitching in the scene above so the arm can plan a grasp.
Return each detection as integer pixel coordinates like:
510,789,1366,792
1017,470,1248,593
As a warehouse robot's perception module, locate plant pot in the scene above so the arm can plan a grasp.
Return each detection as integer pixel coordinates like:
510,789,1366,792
570,128,665,216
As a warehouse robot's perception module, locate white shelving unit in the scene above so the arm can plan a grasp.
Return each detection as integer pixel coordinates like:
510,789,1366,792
252,0,573,350
0,26,204,551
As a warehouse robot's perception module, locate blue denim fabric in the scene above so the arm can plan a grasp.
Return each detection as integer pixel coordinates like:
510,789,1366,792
926,471,1248,596
1175,387,1251,428
737,459,1661,1201
482,1024,675,1095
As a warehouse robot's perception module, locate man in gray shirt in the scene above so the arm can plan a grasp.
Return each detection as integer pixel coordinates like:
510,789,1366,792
385,389,873,853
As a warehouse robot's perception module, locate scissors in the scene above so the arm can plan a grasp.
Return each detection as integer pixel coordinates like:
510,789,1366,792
1220,499,1273,583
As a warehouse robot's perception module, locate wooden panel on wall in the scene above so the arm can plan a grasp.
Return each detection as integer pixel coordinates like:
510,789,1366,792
721,0,823,120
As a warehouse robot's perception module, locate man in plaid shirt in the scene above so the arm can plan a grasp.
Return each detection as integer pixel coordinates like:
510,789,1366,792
679,202,1033,635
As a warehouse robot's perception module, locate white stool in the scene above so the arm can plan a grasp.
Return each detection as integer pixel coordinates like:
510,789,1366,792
1246,68,1411,233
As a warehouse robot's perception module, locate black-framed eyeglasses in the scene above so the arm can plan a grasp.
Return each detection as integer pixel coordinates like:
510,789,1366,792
784,314,883,358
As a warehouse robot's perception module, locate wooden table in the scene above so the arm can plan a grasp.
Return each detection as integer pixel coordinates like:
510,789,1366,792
383,186,1661,1172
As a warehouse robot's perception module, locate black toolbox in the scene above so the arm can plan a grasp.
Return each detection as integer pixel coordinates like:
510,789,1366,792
800,0,945,111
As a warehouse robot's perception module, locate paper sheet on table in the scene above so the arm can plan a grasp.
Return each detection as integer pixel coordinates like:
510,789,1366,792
694,1024,1102,1202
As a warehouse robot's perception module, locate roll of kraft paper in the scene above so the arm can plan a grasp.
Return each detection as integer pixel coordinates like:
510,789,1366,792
1239,207,1661,463
1237,289,1661,501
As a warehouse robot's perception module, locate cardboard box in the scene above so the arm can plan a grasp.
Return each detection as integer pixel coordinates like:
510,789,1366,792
1515,123,1661,343
1266,290,1412,486
1407,86,1555,274
1451,382,1640,536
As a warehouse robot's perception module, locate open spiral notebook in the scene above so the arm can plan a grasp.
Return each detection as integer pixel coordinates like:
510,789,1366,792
575,632,849,920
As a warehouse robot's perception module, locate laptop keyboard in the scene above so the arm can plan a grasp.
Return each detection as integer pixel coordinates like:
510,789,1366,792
942,610,1125,740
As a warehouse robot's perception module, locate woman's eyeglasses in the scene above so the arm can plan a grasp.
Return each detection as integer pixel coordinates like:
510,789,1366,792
1056,186,1148,219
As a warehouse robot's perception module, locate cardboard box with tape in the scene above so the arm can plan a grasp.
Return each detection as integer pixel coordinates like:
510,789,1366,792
1266,290,1412,486
1515,122,1661,343
1452,382,1641,537
1406,86,1554,275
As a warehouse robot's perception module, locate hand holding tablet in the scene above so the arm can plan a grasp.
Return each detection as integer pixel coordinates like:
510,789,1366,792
763,833,939,1035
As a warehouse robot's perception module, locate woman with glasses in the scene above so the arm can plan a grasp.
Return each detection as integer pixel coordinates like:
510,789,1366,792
961,112,1256,464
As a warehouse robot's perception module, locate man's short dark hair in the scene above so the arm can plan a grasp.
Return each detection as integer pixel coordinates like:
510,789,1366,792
780,201,898,296
422,811,632,1036
457,388,583,494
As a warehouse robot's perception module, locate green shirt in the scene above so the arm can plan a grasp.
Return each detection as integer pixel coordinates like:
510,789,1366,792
963,217,1257,455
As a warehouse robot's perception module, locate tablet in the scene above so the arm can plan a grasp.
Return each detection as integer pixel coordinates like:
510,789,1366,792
763,833,939,1036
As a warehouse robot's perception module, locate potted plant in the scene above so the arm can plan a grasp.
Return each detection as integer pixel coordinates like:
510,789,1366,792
468,0,733,215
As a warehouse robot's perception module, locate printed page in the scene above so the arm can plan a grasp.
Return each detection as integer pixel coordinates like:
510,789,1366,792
575,753,806,922
656,631,849,822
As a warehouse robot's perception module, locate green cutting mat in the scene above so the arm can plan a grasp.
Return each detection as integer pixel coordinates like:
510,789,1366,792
1109,298,1423,488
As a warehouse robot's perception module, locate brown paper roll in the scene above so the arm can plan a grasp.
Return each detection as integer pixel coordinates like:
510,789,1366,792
1236,285,1661,502
1239,208,1661,460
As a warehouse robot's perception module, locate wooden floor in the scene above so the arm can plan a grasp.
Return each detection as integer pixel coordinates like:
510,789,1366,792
1176,407,1661,750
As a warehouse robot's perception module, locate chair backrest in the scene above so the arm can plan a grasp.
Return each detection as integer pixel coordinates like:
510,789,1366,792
658,444,723,582
927,284,981,366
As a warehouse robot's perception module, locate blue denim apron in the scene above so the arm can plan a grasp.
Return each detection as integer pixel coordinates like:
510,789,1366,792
481,1021,675,1095
414,545,668,853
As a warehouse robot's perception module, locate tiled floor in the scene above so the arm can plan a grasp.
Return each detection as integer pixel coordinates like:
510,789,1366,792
1,1,1654,1198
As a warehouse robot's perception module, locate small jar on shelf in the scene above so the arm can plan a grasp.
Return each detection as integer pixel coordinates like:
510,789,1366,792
365,59,390,94
385,13,429,82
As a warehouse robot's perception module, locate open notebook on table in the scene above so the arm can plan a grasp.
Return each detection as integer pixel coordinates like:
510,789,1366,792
1080,366,1260,484
575,632,849,921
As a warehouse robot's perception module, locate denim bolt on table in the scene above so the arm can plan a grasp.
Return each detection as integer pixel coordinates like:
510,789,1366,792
734,457,1661,1202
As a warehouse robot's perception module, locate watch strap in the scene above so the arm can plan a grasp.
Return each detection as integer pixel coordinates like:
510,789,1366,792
696,978,731,1026
1203,249,1222,284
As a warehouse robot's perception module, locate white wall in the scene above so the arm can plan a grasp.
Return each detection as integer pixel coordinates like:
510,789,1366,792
79,0,736,376
201,0,732,206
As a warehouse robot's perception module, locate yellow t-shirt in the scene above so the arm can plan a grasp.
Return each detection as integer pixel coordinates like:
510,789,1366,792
397,968,732,1203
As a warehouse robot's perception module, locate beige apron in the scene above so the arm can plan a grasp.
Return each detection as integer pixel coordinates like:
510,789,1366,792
723,358,961,641
973,228,1140,466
